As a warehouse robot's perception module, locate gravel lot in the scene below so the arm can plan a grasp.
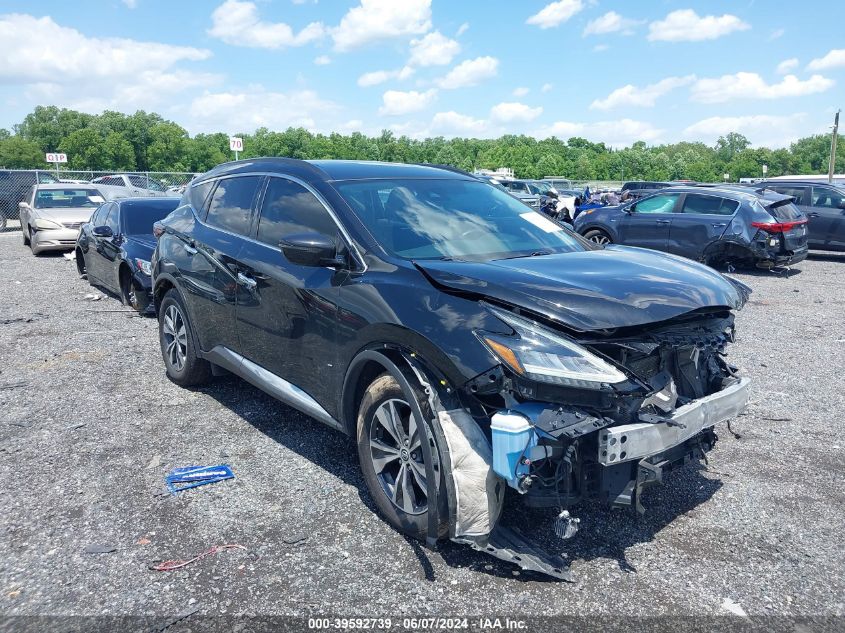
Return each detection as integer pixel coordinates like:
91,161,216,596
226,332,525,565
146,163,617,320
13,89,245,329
1,223,844,626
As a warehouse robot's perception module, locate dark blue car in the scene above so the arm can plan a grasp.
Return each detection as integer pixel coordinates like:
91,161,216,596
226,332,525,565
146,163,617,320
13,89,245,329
573,185,809,268
76,197,180,312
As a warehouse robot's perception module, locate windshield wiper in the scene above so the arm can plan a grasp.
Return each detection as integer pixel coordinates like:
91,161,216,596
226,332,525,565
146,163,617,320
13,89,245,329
496,250,554,261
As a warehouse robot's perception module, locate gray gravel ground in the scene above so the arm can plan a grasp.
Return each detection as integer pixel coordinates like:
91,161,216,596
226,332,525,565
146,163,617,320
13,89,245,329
1,225,844,627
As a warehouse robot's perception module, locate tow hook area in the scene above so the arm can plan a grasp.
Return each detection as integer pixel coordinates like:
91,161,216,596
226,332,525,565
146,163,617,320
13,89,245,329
553,510,580,540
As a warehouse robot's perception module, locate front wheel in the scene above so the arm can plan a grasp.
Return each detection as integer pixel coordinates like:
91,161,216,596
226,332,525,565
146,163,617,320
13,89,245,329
121,269,149,313
158,289,211,386
356,374,447,541
584,229,612,245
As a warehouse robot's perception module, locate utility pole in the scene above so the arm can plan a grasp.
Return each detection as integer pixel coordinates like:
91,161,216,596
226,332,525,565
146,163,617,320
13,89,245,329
829,109,840,184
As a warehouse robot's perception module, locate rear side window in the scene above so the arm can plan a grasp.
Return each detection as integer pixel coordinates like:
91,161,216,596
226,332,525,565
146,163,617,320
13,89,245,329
769,186,806,204
635,193,679,214
681,194,738,216
811,186,845,209
256,178,338,246
205,176,261,235
189,180,214,212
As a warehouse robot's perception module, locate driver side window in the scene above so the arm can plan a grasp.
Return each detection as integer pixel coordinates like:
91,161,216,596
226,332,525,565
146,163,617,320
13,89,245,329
256,178,338,247
635,193,680,214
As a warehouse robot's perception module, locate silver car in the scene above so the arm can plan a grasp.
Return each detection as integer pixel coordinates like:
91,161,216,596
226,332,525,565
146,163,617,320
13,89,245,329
90,174,170,198
18,184,106,255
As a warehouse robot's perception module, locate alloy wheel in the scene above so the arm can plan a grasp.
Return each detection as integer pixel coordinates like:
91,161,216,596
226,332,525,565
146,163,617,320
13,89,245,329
162,304,188,371
368,398,437,515
589,233,611,245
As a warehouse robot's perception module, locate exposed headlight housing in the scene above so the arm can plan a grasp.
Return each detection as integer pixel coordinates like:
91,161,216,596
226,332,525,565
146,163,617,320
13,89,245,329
33,218,63,230
135,258,152,276
477,306,627,389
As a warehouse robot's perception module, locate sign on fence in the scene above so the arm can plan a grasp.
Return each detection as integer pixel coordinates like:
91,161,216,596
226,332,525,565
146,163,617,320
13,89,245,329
229,137,243,152
46,153,67,163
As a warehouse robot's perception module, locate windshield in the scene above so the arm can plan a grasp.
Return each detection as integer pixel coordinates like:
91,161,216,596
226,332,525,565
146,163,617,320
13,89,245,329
122,200,180,235
35,188,104,208
335,178,587,261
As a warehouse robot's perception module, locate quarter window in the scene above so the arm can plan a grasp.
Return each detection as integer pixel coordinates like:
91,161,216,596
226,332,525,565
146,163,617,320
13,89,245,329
189,180,214,213
256,178,338,246
205,176,261,236
635,193,679,214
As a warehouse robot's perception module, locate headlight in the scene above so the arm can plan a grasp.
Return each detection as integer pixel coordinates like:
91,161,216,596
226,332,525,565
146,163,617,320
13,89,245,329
135,258,152,276
477,306,627,389
33,218,63,230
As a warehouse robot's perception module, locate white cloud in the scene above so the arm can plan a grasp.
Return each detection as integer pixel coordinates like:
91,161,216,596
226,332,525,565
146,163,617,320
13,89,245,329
490,102,543,123
188,88,339,133
591,75,695,110
208,0,324,49
684,113,807,148
541,83,553,93
378,89,437,116
769,28,785,40
408,31,460,67
776,58,798,74
436,56,499,89
332,0,431,51
583,11,642,36
431,111,488,135
807,49,845,71
526,0,584,29
357,66,414,87
0,13,211,85
648,9,749,42
513,87,530,97
456,22,469,36
122,0,138,8
314,55,331,65
535,119,664,147
690,72,834,103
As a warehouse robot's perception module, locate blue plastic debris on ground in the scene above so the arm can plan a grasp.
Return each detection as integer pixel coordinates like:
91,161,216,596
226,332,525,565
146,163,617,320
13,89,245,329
166,464,234,494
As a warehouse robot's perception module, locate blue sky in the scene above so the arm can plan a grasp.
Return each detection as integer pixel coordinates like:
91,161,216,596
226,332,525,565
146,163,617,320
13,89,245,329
0,0,843,148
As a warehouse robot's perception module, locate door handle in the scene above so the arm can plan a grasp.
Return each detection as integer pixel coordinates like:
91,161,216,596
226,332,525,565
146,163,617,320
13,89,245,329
655,219,671,224
237,272,258,290
712,223,727,228
808,212,820,218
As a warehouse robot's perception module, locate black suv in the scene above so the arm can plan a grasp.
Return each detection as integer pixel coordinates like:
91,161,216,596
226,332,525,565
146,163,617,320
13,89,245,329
757,180,845,252
620,181,674,200
152,159,750,561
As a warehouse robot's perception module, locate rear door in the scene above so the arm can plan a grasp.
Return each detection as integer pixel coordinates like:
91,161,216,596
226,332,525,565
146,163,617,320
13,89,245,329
617,192,680,252
667,193,736,260
235,176,346,401
86,202,115,283
179,175,262,354
809,185,845,251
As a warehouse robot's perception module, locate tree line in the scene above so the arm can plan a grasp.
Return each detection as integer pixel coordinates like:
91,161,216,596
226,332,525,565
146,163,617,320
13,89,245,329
1,105,842,181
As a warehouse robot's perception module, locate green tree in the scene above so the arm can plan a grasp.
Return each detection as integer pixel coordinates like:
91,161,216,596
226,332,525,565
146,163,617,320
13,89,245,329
0,136,44,168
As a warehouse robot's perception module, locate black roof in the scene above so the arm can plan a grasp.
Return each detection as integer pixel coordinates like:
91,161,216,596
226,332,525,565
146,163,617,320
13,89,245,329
196,158,474,185
660,184,793,204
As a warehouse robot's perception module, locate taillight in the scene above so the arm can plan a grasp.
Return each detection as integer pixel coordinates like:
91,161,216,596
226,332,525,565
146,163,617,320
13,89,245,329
751,219,807,233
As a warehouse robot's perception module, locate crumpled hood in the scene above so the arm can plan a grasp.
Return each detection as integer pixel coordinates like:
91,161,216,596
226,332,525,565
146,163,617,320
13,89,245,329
416,245,749,332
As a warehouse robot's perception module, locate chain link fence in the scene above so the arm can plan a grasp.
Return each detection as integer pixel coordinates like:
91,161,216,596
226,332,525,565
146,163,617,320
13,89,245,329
1,169,197,229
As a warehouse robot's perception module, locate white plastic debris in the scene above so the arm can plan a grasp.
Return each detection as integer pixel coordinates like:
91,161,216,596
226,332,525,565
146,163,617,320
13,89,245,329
63,252,76,261
721,598,747,617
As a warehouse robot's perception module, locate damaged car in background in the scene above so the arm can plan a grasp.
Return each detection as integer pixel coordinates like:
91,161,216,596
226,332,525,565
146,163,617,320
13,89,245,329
151,159,751,580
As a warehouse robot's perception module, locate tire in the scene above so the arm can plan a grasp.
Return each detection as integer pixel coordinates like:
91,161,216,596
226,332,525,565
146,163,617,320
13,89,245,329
121,267,149,313
75,249,87,278
584,229,612,245
356,373,448,541
158,289,211,386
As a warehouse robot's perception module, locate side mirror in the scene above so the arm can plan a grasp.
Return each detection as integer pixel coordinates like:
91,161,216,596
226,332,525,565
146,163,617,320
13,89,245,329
280,233,343,268
838,200,845,210
93,225,113,238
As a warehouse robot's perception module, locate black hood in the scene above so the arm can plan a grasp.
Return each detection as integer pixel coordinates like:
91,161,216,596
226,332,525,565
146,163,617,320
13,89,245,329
415,245,748,332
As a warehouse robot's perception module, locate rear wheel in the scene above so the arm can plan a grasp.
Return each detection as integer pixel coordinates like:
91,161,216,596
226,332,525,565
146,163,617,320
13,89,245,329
158,289,211,386
356,374,447,541
75,249,87,278
584,229,612,245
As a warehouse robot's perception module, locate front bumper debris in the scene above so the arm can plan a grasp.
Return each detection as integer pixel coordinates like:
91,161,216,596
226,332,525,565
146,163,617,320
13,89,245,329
598,377,749,466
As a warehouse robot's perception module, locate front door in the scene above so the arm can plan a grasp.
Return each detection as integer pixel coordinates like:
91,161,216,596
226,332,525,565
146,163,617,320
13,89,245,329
617,192,680,252
809,185,845,251
235,176,347,402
